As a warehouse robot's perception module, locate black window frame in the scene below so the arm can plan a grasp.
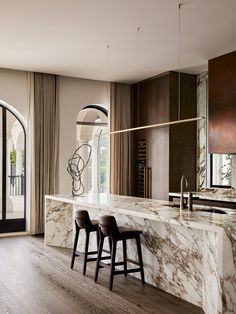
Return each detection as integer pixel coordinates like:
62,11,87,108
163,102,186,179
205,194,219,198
210,153,231,189
0,104,26,233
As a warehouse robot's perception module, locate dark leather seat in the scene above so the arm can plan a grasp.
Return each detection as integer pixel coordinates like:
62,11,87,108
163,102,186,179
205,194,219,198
95,215,145,290
118,226,142,239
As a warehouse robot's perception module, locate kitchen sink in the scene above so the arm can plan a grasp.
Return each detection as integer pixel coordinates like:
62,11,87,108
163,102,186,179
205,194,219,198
195,208,227,214
165,203,231,214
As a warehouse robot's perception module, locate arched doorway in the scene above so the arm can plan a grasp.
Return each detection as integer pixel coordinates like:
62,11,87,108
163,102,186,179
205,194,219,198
77,105,108,193
0,104,26,232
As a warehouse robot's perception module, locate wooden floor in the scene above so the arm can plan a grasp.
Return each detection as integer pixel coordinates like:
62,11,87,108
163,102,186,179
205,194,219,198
0,236,204,314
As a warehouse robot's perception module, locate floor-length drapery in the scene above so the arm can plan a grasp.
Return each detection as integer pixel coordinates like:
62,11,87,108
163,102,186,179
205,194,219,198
27,72,36,234
110,83,133,196
31,73,59,234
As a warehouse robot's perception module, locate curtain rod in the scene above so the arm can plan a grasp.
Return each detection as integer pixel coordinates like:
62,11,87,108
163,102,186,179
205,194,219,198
101,117,204,136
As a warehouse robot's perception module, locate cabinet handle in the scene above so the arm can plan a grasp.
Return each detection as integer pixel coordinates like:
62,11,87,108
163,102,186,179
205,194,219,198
144,167,152,198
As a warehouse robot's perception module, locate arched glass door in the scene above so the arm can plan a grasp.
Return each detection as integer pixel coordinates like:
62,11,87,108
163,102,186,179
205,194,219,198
0,105,26,233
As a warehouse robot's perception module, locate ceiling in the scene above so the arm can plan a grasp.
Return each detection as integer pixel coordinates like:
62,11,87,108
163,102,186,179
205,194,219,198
0,0,236,83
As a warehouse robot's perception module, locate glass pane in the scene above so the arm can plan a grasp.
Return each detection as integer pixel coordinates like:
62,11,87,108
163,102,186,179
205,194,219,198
0,108,2,220
6,111,25,219
87,142,92,192
212,154,232,186
99,135,107,193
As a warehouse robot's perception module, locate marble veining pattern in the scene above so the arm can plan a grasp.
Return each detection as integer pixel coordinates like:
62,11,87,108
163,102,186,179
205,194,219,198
197,72,208,190
221,227,236,313
231,155,236,189
45,193,236,314
45,199,73,248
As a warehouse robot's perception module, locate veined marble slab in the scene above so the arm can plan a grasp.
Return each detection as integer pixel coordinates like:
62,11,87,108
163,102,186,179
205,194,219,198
197,72,208,190
45,193,236,314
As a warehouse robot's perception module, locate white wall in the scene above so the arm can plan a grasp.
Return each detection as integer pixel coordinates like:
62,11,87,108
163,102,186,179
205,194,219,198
0,68,28,120
0,68,108,230
58,76,108,194
0,68,29,229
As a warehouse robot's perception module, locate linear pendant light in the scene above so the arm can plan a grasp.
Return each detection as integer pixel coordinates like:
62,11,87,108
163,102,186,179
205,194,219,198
101,3,205,137
102,117,204,136
93,3,205,141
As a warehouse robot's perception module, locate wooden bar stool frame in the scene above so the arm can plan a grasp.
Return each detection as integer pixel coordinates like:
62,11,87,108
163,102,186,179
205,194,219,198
71,210,110,275
95,215,145,290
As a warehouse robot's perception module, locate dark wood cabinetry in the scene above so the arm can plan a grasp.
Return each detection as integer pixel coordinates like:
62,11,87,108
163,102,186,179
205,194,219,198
137,139,146,197
169,72,197,192
132,71,197,200
208,50,236,153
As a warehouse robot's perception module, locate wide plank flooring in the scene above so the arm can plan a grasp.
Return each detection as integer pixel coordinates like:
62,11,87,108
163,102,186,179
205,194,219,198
0,236,204,314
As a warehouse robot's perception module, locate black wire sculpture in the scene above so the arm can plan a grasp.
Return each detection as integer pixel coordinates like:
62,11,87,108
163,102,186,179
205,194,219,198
67,144,92,196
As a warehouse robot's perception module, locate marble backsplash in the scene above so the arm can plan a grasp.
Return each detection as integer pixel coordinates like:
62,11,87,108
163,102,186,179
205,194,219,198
197,72,208,190
196,72,236,193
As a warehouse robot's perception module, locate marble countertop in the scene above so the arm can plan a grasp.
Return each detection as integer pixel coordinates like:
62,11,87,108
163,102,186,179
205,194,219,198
46,193,236,233
169,191,236,202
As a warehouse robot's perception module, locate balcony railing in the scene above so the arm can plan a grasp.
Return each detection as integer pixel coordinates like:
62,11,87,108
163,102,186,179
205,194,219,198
8,175,25,196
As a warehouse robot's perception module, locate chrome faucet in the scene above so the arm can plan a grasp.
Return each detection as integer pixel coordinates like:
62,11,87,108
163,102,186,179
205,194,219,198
180,175,188,210
188,191,193,211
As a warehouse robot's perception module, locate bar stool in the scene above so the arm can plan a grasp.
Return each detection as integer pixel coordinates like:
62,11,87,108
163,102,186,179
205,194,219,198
70,210,100,275
95,215,145,290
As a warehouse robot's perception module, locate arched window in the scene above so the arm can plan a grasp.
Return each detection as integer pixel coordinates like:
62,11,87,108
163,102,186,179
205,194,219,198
0,104,26,232
77,105,108,193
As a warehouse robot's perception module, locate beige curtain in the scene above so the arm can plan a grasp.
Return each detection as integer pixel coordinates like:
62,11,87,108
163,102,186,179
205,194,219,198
28,72,35,234
30,73,59,234
110,83,133,196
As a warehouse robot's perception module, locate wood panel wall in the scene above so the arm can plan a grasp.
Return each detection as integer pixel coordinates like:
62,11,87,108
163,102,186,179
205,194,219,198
208,50,236,153
131,71,197,199
169,72,197,192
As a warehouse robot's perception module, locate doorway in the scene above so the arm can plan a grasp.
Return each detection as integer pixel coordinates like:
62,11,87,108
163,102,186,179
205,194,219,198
77,105,108,193
0,105,26,232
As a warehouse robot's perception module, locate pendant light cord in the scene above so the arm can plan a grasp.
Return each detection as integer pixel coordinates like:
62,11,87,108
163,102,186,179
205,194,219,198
178,3,182,120
137,27,141,126
106,44,110,113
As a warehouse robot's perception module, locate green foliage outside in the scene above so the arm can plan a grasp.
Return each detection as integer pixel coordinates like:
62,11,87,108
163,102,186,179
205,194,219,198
99,137,107,192
218,154,232,186
10,149,16,166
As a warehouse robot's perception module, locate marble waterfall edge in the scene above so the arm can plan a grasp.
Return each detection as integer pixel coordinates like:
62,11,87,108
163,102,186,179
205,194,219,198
45,194,236,314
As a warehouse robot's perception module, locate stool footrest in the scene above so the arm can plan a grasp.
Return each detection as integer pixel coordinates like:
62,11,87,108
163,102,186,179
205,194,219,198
87,251,98,255
75,249,109,257
100,256,111,261
98,260,142,275
114,261,125,266
86,257,97,262
114,268,141,275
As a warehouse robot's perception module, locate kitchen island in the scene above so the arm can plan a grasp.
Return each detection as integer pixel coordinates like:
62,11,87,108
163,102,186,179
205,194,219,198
45,193,236,314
